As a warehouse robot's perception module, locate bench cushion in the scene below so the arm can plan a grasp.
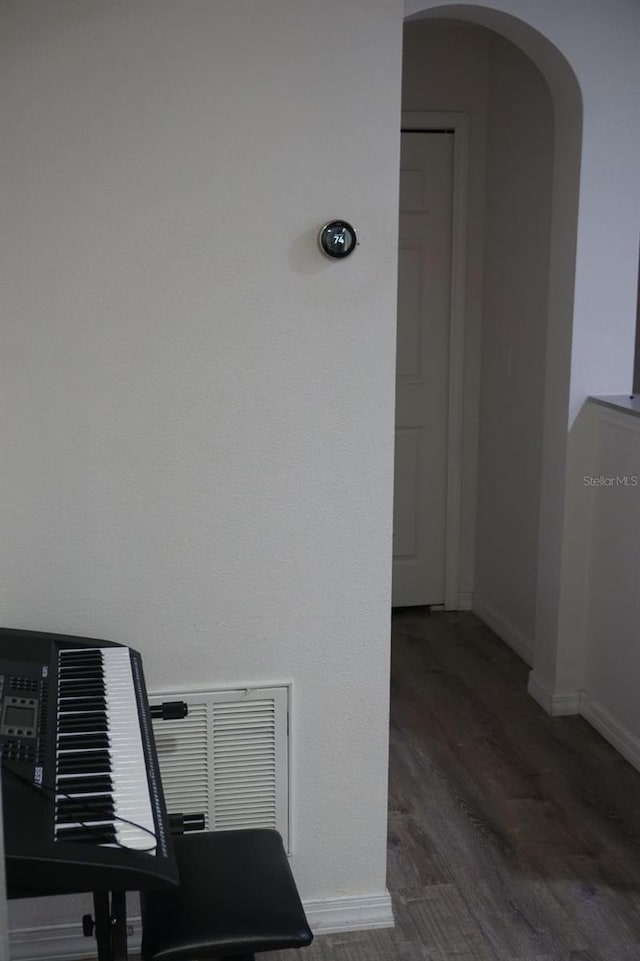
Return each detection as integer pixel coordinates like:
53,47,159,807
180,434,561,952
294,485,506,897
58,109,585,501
140,829,313,961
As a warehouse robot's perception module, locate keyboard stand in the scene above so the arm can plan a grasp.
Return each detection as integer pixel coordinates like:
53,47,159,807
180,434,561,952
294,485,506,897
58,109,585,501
92,890,129,961
0,768,10,961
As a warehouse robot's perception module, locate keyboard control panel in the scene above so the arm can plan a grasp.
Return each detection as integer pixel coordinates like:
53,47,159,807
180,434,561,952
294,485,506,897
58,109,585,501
0,659,48,775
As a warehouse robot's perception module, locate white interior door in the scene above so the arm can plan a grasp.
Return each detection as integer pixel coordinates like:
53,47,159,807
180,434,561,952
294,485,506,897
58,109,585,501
392,131,453,607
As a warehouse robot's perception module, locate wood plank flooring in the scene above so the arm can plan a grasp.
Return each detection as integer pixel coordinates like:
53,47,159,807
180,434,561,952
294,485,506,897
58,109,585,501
269,609,640,961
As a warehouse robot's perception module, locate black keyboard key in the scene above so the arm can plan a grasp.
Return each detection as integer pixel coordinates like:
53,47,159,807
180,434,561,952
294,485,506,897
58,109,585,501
57,775,113,794
56,824,117,844
57,734,110,750
57,751,111,775
58,717,108,733
58,665,104,677
56,801,115,824
56,794,114,814
58,698,107,710
58,680,105,693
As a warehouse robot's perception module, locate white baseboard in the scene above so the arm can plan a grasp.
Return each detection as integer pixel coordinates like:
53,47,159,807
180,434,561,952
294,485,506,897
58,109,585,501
526,671,582,716
304,892,394,934
9,920,96,960
9,892,394,960
457,591,473,611
472,600,534,666
580,693,640,773
526,684,640,774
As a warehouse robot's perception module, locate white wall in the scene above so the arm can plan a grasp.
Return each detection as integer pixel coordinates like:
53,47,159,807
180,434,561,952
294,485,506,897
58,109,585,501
401,18,490,606
0,0,402,935
474,35,553,664
581,402,640,767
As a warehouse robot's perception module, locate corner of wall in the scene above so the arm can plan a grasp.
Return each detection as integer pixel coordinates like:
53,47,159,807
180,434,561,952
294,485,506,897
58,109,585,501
526,670,581,716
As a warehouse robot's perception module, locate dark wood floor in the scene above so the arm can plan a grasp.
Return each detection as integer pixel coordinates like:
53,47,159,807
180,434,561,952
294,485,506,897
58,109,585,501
270,609,640,961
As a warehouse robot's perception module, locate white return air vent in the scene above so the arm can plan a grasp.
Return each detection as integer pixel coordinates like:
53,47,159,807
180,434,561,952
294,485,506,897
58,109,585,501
149,686,289,850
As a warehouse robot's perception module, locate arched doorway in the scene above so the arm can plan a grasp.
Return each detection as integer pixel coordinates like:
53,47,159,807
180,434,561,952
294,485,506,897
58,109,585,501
395,3,583,701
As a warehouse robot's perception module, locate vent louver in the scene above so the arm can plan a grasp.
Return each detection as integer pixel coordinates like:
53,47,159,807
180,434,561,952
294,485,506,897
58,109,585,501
149,686,289,849
151,703,210,828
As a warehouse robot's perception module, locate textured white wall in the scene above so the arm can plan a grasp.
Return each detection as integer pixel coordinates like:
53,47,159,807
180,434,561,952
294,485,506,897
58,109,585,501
1,0,402,929
474,35,553,664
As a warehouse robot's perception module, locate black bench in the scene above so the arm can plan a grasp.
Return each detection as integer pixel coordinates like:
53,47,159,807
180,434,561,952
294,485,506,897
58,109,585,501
140,828,313,961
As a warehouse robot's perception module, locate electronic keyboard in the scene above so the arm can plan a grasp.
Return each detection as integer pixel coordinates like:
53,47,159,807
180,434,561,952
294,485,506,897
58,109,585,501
0,627,178,898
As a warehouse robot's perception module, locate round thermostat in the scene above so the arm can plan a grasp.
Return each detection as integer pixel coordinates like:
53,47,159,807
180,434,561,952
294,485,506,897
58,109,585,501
318,220,357,259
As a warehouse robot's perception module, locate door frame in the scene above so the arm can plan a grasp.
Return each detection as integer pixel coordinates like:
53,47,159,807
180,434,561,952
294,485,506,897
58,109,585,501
400,112,469,610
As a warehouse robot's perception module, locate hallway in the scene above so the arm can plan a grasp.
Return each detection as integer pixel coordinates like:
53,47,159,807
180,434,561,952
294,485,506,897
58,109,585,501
278,609,640,960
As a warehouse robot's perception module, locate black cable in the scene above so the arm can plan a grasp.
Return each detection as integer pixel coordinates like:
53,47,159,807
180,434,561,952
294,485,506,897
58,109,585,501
1,759,158,853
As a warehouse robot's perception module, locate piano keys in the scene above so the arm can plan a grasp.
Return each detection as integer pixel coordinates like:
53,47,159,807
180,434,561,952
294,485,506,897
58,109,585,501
0,627,178,898
55,647,157,852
